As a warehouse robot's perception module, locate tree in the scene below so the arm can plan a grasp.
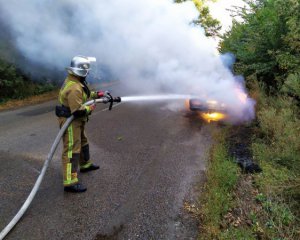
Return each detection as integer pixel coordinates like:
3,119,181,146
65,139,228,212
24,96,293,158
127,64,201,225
220,0,300,99
175,0,221,37
0,58,27,100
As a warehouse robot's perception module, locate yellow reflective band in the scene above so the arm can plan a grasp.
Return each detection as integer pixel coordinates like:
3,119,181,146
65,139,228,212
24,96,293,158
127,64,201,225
67,124,73,158
80,161,92,169
59,81,76,104
64,177,78,186
90,91,97,99
85,106,91,114
83,92,87,103
66,163,72,183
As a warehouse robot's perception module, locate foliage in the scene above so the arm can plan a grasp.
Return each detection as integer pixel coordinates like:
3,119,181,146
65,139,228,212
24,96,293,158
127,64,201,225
219,227,256,240
199,124,299,239
252,91,300,219
175,0,221,37
199,130,239,239
253,98,300,172
221,0,300,98
218,1,300,237
251,161,299,239
0,58,55,102
0,59,26,100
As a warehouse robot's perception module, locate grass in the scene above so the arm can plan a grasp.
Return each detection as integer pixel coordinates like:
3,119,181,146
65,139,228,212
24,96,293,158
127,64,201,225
219,227,256,240
251,89,300,237
250,152,299,239
0,89,59,111
249,160,299,239
199,128,240,239
0,82,57,102
198,100,300,239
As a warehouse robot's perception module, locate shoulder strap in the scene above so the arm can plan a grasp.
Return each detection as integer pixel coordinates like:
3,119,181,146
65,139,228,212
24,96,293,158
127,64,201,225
81,80,91,99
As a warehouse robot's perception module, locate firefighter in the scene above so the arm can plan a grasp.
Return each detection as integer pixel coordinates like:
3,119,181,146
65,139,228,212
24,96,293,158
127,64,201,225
56,55,106,193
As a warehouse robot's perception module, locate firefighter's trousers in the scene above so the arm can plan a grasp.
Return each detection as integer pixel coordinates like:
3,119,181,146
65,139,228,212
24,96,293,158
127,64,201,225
59,118,92,186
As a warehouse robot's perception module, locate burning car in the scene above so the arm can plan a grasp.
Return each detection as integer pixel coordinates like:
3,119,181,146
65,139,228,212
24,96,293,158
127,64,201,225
187,98,228,122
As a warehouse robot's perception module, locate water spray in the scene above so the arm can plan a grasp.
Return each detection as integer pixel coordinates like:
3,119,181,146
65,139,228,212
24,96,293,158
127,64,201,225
0,93,194,239
1,92,246,239
121,94,194,102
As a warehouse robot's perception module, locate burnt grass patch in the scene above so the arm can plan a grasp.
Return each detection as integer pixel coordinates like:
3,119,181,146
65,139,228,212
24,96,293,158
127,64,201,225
222,125,265,238
212,124,298,239
198,125,271,239
228,125,262,174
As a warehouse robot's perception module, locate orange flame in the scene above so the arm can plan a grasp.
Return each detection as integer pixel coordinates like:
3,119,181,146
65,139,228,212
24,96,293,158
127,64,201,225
199,112,226,123
235,87,248,104
185,99,190,109
185,99,227,123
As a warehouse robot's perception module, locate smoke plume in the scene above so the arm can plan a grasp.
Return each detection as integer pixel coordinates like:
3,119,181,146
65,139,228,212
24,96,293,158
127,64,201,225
0,0,255,121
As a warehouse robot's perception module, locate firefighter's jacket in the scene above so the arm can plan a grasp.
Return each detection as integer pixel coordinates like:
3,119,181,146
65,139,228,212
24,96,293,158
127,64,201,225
58,74,97,121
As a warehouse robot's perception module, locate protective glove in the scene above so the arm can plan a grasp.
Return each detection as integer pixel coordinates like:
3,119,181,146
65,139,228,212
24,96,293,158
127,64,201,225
96,91,105,98
89,103,96,111
86,103,96,115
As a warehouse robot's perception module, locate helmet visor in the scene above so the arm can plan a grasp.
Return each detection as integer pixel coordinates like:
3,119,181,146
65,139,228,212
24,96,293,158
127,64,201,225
81,63,90,70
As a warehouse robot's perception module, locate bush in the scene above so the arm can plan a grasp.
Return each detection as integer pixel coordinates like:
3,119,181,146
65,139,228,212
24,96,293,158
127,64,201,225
221,0,300,97
253,93,300,172
0,58,55,102
252,91,300,225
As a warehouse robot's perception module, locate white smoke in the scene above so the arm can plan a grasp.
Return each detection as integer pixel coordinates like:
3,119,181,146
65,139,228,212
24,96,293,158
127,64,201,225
0,0,255,121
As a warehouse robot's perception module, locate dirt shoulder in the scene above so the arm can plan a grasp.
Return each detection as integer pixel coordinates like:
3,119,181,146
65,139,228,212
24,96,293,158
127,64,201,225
0,90,59,112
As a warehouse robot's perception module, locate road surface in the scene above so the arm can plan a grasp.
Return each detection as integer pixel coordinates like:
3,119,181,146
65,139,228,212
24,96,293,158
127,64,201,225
0,90,212,240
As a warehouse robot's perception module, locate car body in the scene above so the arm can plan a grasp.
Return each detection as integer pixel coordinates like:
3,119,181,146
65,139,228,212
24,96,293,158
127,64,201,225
189,98,226,113
188,98,228,122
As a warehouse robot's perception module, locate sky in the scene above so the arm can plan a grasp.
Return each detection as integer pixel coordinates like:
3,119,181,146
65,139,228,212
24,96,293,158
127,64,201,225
208,0,246,34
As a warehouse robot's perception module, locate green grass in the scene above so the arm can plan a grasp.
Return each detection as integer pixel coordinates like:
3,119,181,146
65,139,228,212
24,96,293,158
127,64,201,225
219,227,256,240
198,99,300,239
253,95,300,173
0,82,57,104
250,90,300,239
199,129,239,239
250,161,299,239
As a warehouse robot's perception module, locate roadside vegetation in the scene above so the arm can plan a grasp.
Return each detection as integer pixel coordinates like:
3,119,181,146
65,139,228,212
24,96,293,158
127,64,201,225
0,58,56,104
199,123,299,239
199,128,241,239
199,0,300,239
175,0,221,37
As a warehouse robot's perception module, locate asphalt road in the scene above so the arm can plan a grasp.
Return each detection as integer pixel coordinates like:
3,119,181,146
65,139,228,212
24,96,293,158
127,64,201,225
0,91,212,240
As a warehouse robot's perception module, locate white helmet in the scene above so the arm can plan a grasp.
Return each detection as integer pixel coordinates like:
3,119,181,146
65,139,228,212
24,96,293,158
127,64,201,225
66,55,96,77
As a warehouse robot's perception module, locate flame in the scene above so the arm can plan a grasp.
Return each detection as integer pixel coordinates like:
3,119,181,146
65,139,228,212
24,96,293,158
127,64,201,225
235,86,248,104
199,112,226,123
185,98,227,123
185,99,190,109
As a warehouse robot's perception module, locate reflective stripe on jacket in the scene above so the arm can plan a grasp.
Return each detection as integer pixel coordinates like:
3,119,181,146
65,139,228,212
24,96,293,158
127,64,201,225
58,74,94,120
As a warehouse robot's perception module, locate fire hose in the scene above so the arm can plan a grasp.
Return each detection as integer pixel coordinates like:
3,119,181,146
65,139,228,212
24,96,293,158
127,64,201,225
0,95,121,240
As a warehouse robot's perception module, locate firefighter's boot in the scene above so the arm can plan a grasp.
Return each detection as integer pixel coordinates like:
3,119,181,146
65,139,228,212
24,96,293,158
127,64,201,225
63,153,84,192
64,183,87,193
80,164,99,173
80,144,99,173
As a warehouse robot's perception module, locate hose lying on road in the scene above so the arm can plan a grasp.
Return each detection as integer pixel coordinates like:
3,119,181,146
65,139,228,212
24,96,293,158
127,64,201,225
0,99,116,240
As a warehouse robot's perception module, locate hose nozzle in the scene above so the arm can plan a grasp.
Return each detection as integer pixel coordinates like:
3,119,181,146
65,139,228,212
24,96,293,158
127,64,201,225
104,94,121,110
113,97,121,103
